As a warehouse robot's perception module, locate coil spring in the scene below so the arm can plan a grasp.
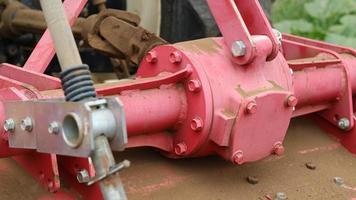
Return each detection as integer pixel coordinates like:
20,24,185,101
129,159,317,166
60,64,96,102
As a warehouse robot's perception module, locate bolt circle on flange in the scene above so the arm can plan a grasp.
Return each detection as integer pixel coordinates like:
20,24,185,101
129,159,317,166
169,51,182,64
174,142,187,156
337,118,350,130
232,151,244,165
273,142,285,156
191,117,203,132
145,50,158,64
245,101,257,114
20,117,33,132
4,118,15,132
187,79,201,93
286,95,298,107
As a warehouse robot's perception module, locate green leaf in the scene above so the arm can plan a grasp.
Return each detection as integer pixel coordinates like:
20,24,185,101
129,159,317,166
304,0,355,20
325,33,356,48
274,19,313,34
271,0,312,23
328,15,356,36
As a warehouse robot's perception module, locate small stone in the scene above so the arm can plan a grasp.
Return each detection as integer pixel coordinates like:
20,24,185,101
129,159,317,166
333,177,344,186
246,176,259,185
305,162,316,170
275,192,287,200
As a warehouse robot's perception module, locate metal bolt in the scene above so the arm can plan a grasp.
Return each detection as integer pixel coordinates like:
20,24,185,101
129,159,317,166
48,122,60,134
20,117,33,132
337,118,350,130
246,101,257,114
77,169,90,183
187,79,201,93
272,28,283,46
191,117,203,132
4,118,15,132
232,151,244,165
169,51,182,64
145,50,158,63
231,40,246,57
286,95,298,107
275,192,287,200
273,142,285,156
174,142,187,155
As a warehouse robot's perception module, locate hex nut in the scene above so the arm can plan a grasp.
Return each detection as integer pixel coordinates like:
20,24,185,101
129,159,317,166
20,117,33,132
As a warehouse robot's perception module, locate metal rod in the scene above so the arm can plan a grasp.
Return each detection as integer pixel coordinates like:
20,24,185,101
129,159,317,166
39,0,83,70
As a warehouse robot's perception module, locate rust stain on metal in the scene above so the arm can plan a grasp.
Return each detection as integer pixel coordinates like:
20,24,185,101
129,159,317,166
235,81,285,97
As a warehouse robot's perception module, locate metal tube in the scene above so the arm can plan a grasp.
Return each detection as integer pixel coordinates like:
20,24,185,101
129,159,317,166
39,0,82,69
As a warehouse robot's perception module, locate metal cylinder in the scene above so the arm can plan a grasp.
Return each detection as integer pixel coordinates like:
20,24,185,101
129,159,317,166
39,0,82,70
119,87,186,136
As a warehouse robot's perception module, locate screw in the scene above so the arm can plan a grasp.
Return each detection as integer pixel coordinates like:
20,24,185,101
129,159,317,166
275,192,287,200
272,28,283,46
286,95,298,107
145,51,158,63
273,142,285,156
231,40,246,57
232,151,244,165
246,101,257,114
4,118,15,132
305,162,316,170
337,118,350,130
191,117,203,132
48,122,60,134
77,169,90,183
174,142,187,155
187,79,201,93
169,51,182,64
20,117,33,132
246,176,259,185
333,177,344,186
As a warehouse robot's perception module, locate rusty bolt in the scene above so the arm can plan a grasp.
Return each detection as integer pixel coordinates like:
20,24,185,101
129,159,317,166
20,117,33,132
174,142,187,155
4,118,15,132
145,51,158,63
286,95,298,107
187,79,201,93
169,51,182,64
48,122,60,134
191,117,203,132
77,169,90,183
273,142,285,156
231,40,246,57
245,101,257,114
232,151,244,165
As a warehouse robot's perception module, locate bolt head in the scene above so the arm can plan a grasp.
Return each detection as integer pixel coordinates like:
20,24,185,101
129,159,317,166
48,122,60,134
287,95,298,107
145,51,158,63
273,142,285,156
20,117,33,132
232,151,244,165
4,118,15,132
191,117,203,132
246,101,257,114
174,143,187,155
77,169,90,183
337,118,350,130
169,51,182,64
187,79,201,93
231,40,246,57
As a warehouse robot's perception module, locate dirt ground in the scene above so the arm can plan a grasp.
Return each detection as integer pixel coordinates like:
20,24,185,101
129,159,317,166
0,117,356,199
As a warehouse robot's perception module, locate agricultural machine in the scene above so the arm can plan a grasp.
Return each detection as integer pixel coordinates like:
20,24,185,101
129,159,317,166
0,0,355,199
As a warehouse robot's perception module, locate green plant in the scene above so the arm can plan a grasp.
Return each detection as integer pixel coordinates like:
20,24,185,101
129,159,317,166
272,0,356,48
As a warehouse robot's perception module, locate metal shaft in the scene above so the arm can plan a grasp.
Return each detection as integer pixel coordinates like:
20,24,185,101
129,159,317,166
39,0,82,70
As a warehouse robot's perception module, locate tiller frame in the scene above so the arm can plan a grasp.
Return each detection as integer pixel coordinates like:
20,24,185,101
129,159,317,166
0,0,355,199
